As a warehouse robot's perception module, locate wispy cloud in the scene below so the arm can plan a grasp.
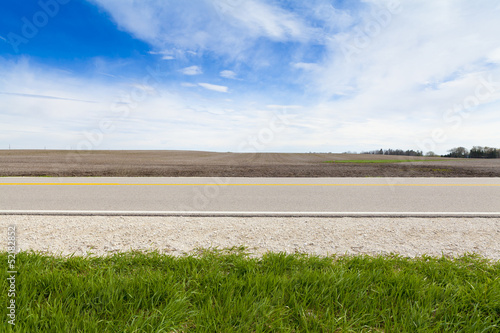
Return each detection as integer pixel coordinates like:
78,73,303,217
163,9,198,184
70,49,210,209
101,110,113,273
198,83,228,93
0,92,100,104
488,47,500,64
267,105,302,109
180,65,202,75
292,62,320,71
148,50,177,60
216,0,312,41
220,70,237,79
89,0,315,60
0,35,7,42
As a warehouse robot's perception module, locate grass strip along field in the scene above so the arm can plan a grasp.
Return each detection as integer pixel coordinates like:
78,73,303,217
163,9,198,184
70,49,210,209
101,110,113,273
324,159,447,164
2,250,499,332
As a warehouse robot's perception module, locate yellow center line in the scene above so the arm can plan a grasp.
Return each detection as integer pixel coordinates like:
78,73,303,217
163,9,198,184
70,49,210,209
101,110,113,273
0,183,499,186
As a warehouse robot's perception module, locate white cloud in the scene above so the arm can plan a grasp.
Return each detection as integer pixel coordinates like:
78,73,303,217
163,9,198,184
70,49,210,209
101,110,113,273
180,66,202,75
319,1,500,94
2,56,499,153
0,59,244,150
220,70,237,79
198,83,228,93
0,35,7,42
300,1,500,134
181,82,197,87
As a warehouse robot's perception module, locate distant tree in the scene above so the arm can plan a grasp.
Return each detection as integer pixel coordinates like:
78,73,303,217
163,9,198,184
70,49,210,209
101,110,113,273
484,147,498,158
425,151,438,157
361,149,422,156
469,146,484,158
443,146,499,158
444,147,469,158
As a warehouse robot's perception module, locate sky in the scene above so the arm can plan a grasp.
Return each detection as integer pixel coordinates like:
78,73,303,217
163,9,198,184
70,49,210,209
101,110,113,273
1,0,500,154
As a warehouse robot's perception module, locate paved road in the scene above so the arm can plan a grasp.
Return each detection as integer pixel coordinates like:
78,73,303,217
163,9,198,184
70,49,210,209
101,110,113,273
1,177,499,216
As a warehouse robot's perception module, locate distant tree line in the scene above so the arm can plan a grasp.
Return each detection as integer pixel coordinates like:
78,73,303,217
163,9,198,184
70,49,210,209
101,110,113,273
361,149,423,156
443,146,500,158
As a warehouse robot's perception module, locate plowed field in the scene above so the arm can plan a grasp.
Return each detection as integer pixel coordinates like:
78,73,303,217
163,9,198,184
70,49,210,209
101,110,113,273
1,150,499,177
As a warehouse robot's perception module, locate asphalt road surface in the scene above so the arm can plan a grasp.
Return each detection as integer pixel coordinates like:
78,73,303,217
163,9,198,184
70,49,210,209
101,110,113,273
1,177,499,216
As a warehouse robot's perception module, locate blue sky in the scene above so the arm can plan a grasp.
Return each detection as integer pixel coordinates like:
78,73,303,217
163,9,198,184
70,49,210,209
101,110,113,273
1,0,500,153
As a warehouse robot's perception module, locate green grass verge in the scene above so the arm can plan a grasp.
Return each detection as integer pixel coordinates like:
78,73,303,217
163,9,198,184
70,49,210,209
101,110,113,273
2,251,499,332
324,159,446,164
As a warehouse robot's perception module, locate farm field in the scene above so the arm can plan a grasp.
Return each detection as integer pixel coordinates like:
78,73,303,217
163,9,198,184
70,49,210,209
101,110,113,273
1,150,499,177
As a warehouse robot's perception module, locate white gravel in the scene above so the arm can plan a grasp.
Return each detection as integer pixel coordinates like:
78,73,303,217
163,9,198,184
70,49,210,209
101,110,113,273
1,216,499,259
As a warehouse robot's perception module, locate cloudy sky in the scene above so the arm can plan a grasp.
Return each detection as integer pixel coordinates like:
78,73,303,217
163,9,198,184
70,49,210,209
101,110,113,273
1,0,500,153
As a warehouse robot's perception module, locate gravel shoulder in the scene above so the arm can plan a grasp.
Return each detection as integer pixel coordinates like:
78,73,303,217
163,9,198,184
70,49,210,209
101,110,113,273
2,216,499,260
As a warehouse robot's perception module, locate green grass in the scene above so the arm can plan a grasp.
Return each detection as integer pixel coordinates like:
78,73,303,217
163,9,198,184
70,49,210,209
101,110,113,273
324,159,446,164
2,250,499,332
431,168,453,172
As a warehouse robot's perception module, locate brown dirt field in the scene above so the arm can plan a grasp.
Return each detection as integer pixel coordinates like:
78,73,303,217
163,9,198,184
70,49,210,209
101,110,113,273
1,150,499,177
